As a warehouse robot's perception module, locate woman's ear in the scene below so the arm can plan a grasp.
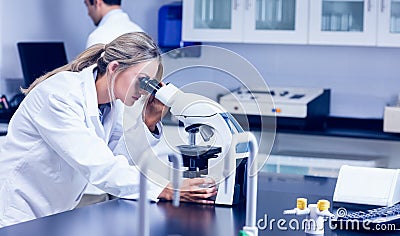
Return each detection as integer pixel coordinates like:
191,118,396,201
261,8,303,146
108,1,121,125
107,61,119,74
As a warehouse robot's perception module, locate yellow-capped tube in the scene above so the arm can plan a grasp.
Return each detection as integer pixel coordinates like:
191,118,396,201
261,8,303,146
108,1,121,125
317,199,330,211
297,198,307,210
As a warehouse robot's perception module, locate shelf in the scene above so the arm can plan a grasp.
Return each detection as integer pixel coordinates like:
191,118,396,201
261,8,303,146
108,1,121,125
240,115,400,141
161,111,400,141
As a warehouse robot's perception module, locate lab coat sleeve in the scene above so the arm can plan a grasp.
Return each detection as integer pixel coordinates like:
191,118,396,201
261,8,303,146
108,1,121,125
112,116,166,201
32,93,165,201
112,98,163,161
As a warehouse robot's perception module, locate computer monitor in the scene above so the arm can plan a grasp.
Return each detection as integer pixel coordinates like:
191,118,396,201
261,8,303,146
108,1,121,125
17,42,68,87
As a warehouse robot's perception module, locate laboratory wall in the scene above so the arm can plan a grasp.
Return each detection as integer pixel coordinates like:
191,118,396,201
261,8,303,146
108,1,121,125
0,1,3,92
212,43,400,119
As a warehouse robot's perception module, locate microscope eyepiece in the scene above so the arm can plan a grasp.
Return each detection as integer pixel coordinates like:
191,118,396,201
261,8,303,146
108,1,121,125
138,76,161,96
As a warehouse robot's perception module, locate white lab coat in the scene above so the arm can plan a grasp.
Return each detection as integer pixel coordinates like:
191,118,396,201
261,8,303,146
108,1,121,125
85,8,144,196
86,9,143,48
0,65,165,228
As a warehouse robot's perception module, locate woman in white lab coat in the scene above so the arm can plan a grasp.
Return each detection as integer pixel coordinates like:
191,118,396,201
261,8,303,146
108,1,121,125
0,32,217,228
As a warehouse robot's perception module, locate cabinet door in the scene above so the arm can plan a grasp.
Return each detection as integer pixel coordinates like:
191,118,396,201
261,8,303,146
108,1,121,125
309,0,378,46
377,0,400,46
243,0,309,44
182,0,244,42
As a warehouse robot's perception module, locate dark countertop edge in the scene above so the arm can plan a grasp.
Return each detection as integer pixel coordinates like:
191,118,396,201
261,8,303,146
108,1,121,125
277,127,400,141
271,116,400,141
162,115,400,142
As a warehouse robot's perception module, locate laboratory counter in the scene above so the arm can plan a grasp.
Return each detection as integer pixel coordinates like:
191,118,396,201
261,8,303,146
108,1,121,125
0,172,398,236
245,115,400,142
162,113,400,142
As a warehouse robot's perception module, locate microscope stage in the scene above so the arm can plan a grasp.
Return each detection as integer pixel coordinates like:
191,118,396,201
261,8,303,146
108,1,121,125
177,145,222,158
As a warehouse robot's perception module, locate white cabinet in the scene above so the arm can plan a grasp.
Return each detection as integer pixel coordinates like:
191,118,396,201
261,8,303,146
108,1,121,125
377,0,400,47
244,0,309,44
182,0,243,42
182,0,400,47
309,0,378,46
182,0,309,44
309,0,400,47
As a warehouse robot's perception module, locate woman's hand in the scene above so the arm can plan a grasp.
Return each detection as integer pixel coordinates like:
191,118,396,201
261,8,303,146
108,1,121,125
158,178,218,204
142,94,168,132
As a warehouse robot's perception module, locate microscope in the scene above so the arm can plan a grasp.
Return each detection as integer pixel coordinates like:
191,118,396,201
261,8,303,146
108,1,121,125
139,77,251,205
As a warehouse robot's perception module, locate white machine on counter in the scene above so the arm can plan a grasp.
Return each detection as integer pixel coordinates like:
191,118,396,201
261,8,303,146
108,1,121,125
333,165,400,207
383,95,400,133
139,77,258,206
219,87,330,128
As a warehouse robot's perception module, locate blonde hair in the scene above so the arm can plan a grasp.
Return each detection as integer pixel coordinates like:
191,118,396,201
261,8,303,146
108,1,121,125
22,32,162,95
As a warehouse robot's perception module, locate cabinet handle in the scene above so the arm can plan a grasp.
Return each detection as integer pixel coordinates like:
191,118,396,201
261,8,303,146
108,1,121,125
381,0,385,13
234,0,239,10
245,0,252,10
367,0,372,12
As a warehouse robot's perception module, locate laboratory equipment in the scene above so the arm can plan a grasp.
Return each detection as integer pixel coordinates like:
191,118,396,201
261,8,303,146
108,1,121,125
0,95,9,110
139,77,255,205
219,87,330,128
0,94,23,123
333,165,400,207
177,144,221,178
284,198,334,235
384,106,400,133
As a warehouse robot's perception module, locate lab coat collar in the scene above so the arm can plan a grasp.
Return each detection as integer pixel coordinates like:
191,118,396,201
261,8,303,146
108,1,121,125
82,64,100,117
98,9,123,27
81,65,106,139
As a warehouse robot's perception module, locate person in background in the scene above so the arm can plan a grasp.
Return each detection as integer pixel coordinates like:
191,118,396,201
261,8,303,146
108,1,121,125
84,0,143,48
0,32,217,228
81,0,145,204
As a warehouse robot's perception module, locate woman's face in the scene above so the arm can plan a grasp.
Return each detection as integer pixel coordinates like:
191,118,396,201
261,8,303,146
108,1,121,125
113,59,159,106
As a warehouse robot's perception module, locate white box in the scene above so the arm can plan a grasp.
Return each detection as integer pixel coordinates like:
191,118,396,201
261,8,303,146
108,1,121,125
383,106,400,133
334,165,400,206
